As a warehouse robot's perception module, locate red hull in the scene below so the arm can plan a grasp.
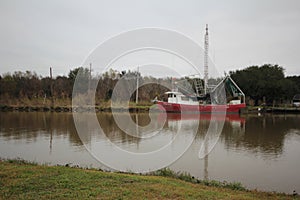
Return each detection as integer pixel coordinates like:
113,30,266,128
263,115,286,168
156,101,246,113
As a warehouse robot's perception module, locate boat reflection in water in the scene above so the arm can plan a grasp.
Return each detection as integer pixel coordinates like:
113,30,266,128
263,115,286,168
163,112,245,123
72,111,246,173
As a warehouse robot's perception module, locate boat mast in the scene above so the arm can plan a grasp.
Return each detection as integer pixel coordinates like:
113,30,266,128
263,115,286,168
204,24,209,95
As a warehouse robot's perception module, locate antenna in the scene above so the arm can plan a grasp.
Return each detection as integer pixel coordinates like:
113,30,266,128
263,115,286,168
204,24,209,94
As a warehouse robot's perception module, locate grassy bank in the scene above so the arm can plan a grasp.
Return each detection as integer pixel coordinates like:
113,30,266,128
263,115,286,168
245,106,300,114
0,160,296,200
0,99,153,112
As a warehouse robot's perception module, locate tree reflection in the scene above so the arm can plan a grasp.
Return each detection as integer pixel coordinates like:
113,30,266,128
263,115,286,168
0,112,82,146
222,114,300,159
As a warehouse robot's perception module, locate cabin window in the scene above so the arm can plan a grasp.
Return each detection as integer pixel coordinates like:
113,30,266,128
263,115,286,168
181,96,189,101
174,95,176,97
191,97,198,101
168,94,172,98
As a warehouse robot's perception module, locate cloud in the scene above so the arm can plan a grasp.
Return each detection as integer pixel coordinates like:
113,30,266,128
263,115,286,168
0,0,299,76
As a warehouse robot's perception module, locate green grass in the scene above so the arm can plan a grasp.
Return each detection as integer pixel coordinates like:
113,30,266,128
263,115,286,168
0,159,297,200
150,168,246,191
0,98,153,112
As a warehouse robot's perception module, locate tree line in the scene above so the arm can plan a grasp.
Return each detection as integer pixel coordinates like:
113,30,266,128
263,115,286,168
0,64,299,106
0,68,170,106
229,64,300,106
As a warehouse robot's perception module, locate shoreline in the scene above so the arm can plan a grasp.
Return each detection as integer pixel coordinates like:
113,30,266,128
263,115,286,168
1,104,300,114
0,159,296,199
246,106,300,114
0,105,151,112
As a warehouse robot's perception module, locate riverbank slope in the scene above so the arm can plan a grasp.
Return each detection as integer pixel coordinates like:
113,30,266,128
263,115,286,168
0,160,295,200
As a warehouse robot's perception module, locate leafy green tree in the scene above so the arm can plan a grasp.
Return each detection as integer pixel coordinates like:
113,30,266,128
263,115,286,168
230,64,286,105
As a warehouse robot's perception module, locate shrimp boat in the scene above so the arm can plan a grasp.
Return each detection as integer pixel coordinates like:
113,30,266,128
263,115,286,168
155,25,246,113
155,76,246,113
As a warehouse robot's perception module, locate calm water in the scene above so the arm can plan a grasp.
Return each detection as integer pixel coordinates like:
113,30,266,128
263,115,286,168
0,112,300,193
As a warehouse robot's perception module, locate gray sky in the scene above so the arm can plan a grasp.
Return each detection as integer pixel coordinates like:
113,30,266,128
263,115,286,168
1,0,300,77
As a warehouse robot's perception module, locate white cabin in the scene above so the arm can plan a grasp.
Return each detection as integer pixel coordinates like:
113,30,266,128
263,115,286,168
165,92,199,105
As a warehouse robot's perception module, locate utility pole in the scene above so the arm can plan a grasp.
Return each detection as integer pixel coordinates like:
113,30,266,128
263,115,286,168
89,63,92,91
204,24,209,95
50,67,54,107
136,67,139,104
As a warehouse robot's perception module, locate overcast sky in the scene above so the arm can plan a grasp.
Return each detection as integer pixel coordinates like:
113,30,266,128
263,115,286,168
1,0,300,77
